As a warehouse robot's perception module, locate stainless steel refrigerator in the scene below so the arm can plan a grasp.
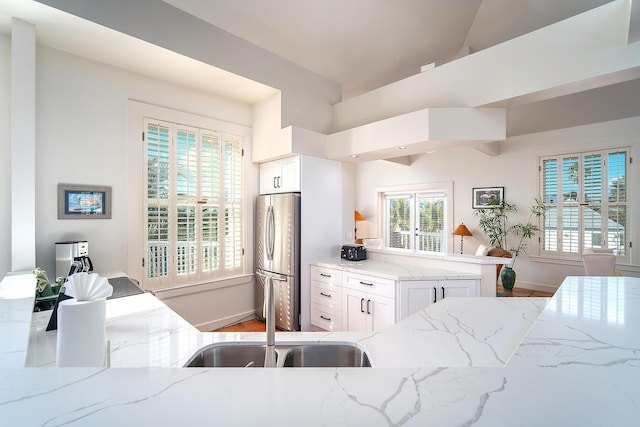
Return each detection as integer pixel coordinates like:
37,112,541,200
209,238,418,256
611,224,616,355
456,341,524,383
255,192,301,331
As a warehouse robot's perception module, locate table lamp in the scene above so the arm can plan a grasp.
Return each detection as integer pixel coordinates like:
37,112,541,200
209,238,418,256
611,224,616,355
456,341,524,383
354,210,366,243
452,223,472,254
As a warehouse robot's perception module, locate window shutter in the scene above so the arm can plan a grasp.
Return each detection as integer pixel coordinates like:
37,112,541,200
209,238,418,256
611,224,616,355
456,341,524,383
539,147,630,263
143,117,245,289
223,135,243,271
145,119,171,285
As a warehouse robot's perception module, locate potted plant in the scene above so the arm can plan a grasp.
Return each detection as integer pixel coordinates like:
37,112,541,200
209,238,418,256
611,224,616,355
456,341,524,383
473,198,546,291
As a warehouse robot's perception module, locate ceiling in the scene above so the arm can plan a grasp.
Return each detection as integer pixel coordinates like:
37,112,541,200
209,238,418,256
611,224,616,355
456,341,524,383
1,0,638,103
162,0,636,99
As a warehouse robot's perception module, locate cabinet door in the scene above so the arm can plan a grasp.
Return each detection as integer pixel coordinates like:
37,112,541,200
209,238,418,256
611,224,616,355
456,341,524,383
343,289,369,332
278,156,300,192
368,294,395,332
400,281,438,320
259,162,281,194
441,280,479,298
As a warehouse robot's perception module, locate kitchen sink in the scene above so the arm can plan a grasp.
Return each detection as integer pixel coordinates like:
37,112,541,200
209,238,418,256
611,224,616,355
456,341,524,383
282,344,371,368
184,343,371,368
184,344,277,368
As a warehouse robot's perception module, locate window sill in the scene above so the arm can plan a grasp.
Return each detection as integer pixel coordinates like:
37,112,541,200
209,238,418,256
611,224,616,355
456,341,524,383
530,256,640,275
150,274,254,299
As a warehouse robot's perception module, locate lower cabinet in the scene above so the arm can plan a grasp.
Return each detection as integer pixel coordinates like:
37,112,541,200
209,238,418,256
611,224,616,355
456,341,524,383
310,264,480,332
400,279,479,319
310,266,343,331
343,288,395,333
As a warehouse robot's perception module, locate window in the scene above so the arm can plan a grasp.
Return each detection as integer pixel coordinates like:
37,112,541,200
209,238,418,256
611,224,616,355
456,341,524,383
540,148,630,262
144,118,244,288
381,183,451,253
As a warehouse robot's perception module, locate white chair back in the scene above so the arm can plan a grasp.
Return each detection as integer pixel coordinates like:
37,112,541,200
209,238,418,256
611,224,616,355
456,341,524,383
582,253,616,276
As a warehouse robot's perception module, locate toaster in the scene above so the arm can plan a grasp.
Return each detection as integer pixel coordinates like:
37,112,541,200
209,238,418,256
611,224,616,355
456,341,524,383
341,244,367,261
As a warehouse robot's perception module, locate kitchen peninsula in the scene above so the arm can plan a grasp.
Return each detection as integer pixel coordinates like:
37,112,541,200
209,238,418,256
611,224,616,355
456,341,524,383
1,273,639,426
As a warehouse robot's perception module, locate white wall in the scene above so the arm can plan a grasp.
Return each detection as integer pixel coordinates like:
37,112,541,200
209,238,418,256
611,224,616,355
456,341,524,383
34,46,253,276
2,45,257,328
0,35,10,278
353,117,640,290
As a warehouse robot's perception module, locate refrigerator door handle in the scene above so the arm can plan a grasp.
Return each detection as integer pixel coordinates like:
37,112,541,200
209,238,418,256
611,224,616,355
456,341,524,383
256,269,288,282
266,205,275,261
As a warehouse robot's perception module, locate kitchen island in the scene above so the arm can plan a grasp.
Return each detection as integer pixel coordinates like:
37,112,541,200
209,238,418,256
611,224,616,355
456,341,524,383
1,274,639,426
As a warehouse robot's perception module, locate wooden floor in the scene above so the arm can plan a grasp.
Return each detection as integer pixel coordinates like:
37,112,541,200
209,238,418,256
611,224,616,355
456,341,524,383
215,285,555,332
216,319,266,332
497,284,554,298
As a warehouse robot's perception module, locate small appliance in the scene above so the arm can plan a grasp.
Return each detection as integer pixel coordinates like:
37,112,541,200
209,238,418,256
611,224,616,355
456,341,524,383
55,240,94,279
341,244,367,261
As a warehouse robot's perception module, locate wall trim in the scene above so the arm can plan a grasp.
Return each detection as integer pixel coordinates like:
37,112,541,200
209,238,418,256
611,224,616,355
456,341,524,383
194,309,256,332
152,274,254,299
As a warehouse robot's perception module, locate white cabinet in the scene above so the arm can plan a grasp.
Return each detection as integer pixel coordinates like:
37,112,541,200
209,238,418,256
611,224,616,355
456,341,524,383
310,263,480,333
310,266,342,331
399,279,479,319
342,272,395,333
259,156,300,194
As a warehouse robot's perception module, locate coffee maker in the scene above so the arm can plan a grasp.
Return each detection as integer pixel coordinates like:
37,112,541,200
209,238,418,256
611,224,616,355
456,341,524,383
55,240,94,279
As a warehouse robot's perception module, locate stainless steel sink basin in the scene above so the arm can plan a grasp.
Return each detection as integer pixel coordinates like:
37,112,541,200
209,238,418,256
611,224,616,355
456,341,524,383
282,344,371,368
184,344,276,368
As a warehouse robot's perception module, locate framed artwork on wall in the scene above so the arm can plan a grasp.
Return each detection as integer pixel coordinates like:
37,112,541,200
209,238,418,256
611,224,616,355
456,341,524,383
472,187,504,209
57,184,112,219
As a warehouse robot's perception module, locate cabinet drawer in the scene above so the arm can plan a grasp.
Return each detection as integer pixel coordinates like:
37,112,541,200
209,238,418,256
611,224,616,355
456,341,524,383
310,266,342,286
311,303,342,331
344,272,395,299
311,282,342,310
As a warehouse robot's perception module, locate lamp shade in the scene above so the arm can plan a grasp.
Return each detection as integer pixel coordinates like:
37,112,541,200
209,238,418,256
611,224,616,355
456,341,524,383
354,211,366,221
452,223,472,236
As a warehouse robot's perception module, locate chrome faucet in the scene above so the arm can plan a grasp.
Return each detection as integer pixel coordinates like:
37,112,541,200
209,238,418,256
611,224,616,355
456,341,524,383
263,275,277,367
257,270,284,367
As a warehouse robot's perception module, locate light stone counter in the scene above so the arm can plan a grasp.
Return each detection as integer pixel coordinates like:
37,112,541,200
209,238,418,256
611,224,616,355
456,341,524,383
312,258,482,281
1,275,639,426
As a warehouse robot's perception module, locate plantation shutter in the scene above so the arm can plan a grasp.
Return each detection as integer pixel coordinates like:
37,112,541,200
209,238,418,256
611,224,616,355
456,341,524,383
539,148,630,262
143,118,244,289
145,119,172,288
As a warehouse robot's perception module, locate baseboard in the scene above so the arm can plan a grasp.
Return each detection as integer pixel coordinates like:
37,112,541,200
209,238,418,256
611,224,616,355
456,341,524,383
195,310,256,332
515,280,559,293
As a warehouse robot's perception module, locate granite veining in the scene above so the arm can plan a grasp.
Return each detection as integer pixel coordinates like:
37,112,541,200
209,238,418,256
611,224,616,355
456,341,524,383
2,274,640,426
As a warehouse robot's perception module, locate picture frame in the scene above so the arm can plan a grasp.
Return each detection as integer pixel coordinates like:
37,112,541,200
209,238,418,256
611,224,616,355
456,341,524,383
472,187,504,209
57,184,112,219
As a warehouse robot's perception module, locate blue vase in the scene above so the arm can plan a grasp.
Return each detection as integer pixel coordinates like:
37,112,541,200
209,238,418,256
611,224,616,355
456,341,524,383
501,267,516,292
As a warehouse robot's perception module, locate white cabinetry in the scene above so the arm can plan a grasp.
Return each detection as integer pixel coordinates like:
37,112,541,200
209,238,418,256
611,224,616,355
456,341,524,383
310,266,343,331
257,156,342,331
400,279,479,319
342,272,395,333
259,156,300,194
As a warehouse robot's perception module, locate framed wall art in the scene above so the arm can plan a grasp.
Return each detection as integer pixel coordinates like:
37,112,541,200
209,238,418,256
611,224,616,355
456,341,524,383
472,187,504,209
58,184,112,219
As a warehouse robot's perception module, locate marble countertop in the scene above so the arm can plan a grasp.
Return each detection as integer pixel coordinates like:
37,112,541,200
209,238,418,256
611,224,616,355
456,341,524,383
2,274,639,426
312,258,483,281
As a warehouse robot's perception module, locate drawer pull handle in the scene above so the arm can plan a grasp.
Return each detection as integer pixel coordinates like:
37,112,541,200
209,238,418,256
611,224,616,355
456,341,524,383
360,281,374,286
320,273,331,278
320,315,331,321
433,287,437,304
360,298,365,313
320,292,332,298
